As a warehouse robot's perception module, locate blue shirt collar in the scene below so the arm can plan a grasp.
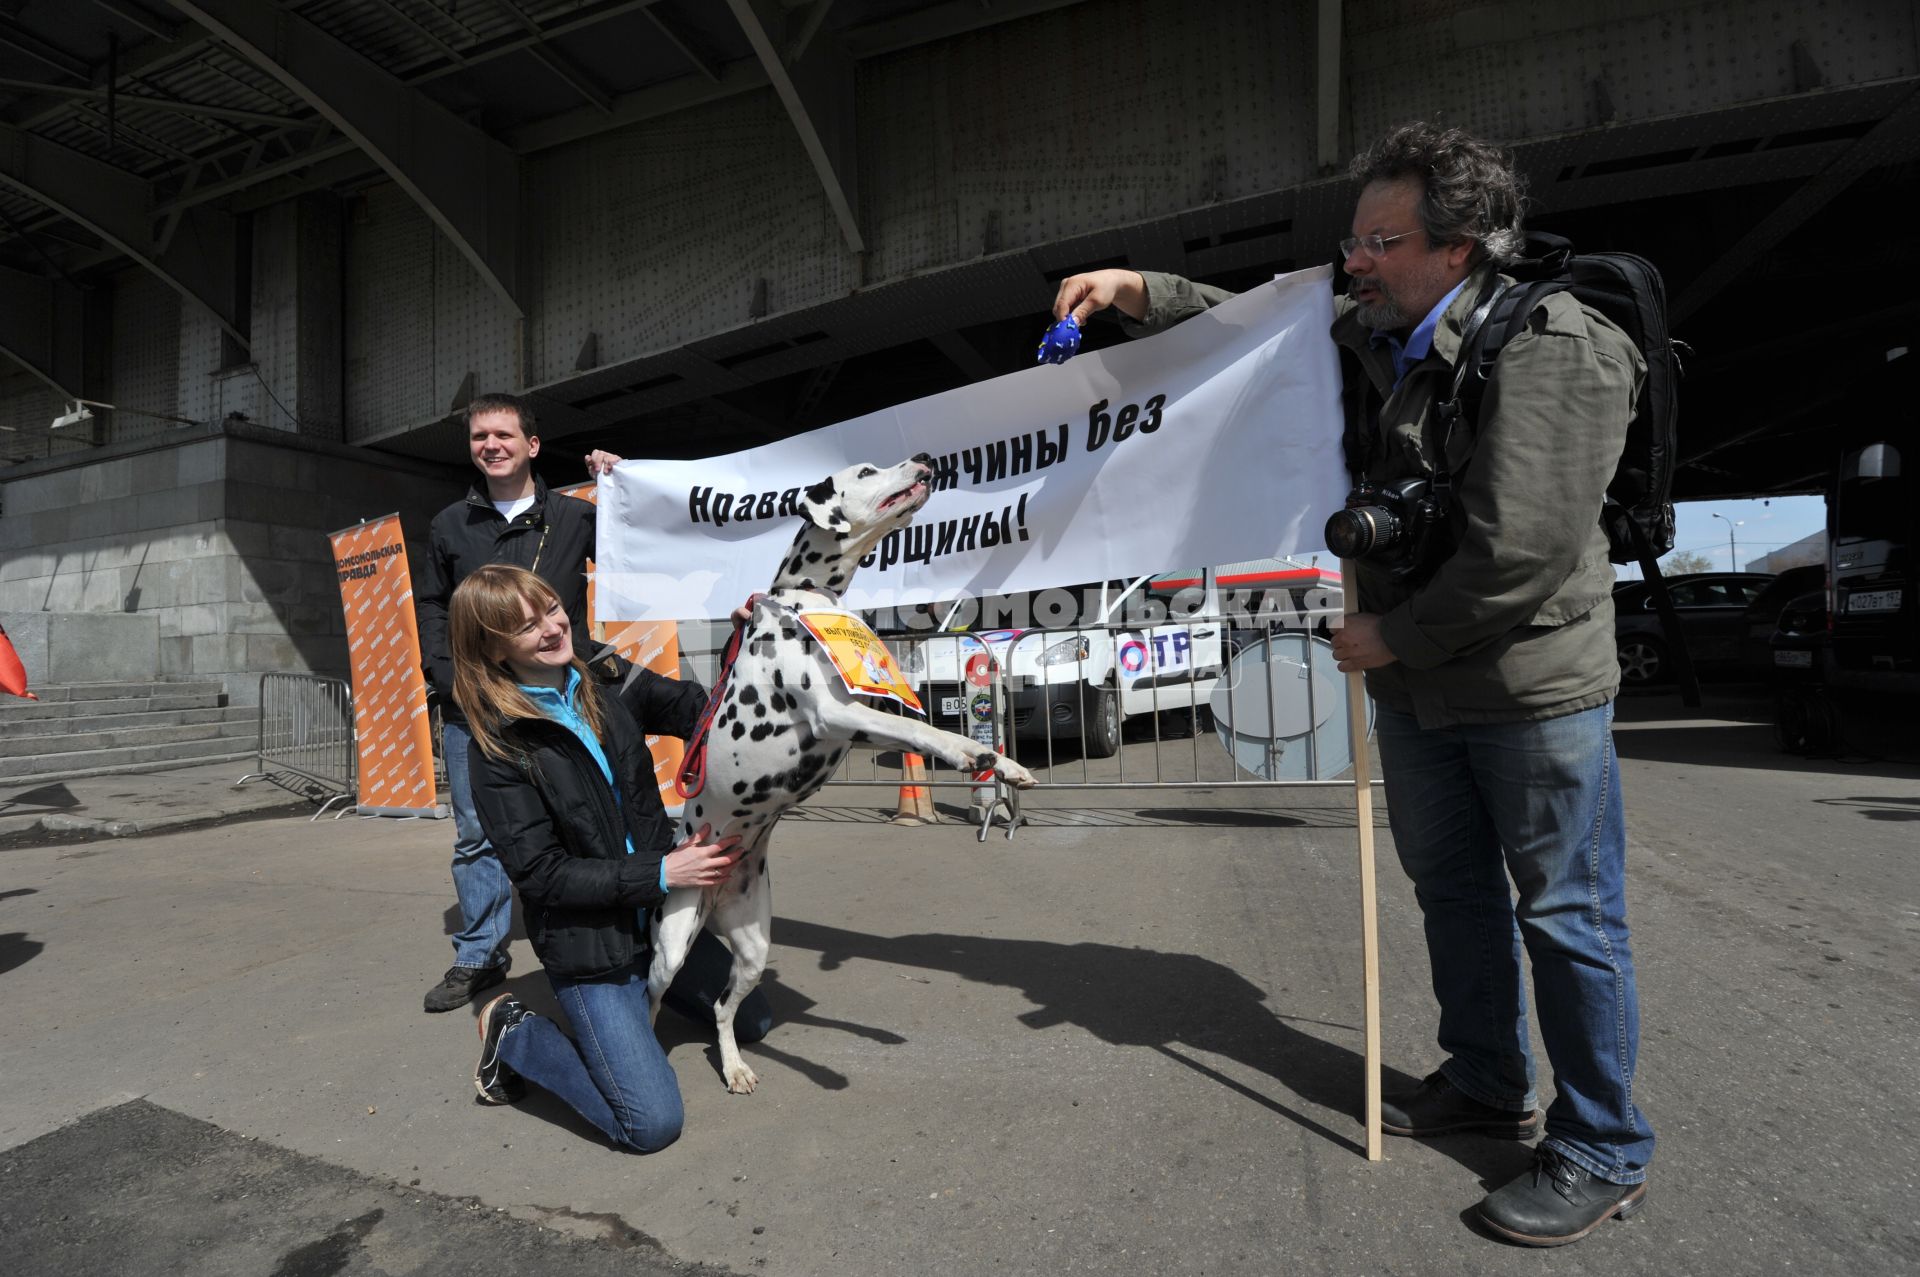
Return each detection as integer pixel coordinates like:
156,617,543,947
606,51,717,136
517,664,581,708
1370,278,1470,390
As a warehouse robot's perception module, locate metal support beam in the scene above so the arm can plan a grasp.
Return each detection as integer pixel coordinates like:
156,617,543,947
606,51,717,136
513,0,1085,155
153,135,358,215
725,0,862,253
0,18,91,83
169,0,525,315
786,0,837,64
91,0,185,43
0,124,246,347
7,36,218,135
841,0,1085,58
0,77,314,128
365,0,466,65
0,264,84,399
506,56,766,154
1316,0,1341,171
1672,85,1920,326
643,3,721,82
483,0,614,114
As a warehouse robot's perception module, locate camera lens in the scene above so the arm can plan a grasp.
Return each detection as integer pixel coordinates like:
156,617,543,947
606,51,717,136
1326,506,1394,559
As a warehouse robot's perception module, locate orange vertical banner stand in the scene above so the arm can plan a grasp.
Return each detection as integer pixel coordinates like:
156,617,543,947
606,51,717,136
330,514,443,818
558,483,686,806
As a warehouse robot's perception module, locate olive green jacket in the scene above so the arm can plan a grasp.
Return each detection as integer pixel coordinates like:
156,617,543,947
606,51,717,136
1127,266,1644,726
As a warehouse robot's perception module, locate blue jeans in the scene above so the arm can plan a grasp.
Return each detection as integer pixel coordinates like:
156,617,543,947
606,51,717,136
1375,701,1655,1184
444,721,513,970
498,966,683,1152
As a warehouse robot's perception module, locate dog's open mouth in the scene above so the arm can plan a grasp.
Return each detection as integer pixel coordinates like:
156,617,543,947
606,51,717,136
878,480,927,513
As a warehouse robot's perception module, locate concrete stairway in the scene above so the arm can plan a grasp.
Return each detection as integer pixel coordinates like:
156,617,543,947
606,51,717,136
0,681,257,786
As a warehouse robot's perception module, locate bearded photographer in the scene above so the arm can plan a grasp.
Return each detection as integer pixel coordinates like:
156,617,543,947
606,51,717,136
1051,122,1654,1246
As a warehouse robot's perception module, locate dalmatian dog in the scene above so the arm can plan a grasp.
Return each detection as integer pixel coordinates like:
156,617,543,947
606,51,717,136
650,452,1036,1093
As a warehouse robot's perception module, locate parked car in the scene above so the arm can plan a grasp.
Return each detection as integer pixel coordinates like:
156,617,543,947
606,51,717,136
1613,572,1775,685
1767,588,1829,683
1739,564,1826,676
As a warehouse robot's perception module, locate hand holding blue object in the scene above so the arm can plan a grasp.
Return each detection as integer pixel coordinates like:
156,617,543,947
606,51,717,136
1035,315,1082,365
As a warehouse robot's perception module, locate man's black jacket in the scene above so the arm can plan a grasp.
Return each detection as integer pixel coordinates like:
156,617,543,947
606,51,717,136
467,669,707,980
415,475,596,723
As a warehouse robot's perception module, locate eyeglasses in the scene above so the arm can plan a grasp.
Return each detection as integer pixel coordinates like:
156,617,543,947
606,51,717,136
1339,229,1424,260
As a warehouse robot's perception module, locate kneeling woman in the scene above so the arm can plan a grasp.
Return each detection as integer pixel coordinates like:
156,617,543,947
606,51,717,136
450,563,743,1152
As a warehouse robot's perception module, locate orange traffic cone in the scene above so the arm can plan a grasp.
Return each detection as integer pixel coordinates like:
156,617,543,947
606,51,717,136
0,622,35,701
891,751,938,825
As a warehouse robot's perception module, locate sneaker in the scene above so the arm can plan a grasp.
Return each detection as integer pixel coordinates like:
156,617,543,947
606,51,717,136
423,956,509,1013
474,994,532,1105
1381,1070,1541,1139
1477,1145,1647,1246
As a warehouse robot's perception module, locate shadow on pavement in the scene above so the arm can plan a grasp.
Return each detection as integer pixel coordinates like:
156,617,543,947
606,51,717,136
771,915,1524,1179
0,781,82,816
1813,795,1920,821
1128,807,1307,827
0,930,46,976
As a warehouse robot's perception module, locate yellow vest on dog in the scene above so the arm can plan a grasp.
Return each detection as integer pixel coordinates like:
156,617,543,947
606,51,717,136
795,610,924,714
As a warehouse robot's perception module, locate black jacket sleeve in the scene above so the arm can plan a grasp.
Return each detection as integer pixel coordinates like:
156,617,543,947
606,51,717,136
415,515,457,701
617,666,708,741
467,739,663,910
606,703,675,885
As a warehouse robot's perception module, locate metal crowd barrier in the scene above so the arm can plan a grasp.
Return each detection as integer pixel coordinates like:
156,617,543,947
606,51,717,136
233,672,357,819
673,598,1380,844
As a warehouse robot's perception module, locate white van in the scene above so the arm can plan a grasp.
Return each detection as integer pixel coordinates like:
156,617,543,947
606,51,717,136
900,576,1225,758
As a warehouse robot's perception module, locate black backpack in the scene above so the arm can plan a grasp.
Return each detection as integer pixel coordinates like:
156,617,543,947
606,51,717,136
1441,232,1698,702
1443,231,1681,570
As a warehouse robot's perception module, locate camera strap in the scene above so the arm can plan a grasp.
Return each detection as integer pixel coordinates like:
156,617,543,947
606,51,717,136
1427,277,1511,502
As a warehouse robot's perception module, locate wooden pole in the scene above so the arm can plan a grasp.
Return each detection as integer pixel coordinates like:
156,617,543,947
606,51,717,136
1341,562,1384,1161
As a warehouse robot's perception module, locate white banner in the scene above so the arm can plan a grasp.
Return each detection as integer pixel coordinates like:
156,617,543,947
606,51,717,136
598,265,1347,622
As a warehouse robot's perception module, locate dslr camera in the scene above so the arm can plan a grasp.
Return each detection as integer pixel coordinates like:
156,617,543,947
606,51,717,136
1323,478,1450,581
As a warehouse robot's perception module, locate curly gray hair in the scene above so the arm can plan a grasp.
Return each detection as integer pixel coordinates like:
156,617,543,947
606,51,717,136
1348,122,1528,266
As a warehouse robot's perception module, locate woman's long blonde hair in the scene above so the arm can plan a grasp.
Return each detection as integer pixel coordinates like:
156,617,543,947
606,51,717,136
449,563,607,762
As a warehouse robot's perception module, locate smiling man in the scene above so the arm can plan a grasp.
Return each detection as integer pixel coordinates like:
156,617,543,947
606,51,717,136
1052,122,1653,1246
415,394,618,1012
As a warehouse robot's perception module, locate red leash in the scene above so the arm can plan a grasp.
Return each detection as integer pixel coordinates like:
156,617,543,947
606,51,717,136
675,595,763,800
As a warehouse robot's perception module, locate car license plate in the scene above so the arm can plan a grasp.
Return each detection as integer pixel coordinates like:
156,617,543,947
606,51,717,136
1847,589,1903,613
1773,649,1813,668
940,696,965,714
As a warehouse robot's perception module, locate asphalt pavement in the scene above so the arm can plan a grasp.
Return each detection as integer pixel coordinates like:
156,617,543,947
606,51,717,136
1,685,1916,1275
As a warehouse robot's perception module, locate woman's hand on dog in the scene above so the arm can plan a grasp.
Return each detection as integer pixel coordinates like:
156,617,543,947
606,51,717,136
663,823,745,888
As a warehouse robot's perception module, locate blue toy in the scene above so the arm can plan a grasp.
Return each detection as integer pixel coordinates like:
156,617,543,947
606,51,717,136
1036,314,1082,365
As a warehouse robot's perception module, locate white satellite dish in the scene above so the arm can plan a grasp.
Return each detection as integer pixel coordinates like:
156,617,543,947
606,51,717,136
1210,632,1374,780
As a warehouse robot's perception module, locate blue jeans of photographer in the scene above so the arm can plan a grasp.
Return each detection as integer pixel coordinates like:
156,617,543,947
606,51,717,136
444,721,512,970
1375,700,1655,1184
